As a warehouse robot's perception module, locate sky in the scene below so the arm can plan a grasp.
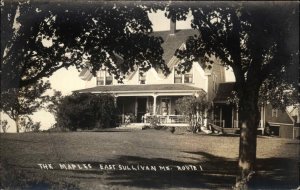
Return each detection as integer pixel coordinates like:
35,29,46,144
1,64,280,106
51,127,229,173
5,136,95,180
0,10,235,133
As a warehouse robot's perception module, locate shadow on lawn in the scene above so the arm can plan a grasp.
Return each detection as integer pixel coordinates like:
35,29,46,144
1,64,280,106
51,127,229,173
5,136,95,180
75,152,238,189
73,151,299,189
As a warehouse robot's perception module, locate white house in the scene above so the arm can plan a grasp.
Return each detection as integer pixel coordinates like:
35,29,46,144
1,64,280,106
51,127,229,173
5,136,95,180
75,21,226,127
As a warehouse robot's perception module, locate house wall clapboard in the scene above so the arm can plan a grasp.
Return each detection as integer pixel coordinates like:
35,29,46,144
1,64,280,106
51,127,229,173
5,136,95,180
206,58,226,103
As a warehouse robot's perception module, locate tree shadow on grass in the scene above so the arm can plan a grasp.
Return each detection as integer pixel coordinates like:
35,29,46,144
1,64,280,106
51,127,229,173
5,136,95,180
75,153,238,189
250,157,299,189
72,151,299,189
3,150,298,189
182,151,299,189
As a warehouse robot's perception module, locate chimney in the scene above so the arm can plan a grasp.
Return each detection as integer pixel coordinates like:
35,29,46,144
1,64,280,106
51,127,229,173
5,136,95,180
170,19,176,35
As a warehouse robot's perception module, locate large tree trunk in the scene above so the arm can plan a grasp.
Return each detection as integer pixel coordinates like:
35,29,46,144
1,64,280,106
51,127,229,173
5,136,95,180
15,116,20,133
235,86,260,189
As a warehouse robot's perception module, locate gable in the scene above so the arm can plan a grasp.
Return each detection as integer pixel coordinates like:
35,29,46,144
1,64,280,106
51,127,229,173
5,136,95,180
151,29,199,75
79,29,199,81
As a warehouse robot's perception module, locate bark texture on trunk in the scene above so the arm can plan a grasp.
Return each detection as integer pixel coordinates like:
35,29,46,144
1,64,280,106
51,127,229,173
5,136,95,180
235,86,260,189
15,116,20,133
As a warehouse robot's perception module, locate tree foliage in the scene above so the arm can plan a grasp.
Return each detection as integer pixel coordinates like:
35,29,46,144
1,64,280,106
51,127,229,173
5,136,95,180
1,1,169,133
1,1,169,92
172,2,298,96
166,1,298,188
1,120,10,133
175,93,207,117
0,80,51,132
175,92,208,132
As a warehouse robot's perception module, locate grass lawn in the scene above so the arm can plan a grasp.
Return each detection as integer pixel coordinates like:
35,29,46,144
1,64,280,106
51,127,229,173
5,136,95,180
0,129,299,189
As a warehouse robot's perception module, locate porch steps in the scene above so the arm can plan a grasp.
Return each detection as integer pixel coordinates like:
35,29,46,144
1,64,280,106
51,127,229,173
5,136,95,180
117,123,145,130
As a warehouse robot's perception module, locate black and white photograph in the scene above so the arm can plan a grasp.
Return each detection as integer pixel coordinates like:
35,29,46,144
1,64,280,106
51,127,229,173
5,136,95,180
0,1,299,189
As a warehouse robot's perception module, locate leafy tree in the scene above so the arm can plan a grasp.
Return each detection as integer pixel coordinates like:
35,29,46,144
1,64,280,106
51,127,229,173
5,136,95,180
1,1,168,92
56,93,117,130
1,1,169,130
167,1,298,188
175,92,208,133
259,77,298,110
0,80,50,133
46,91,63,117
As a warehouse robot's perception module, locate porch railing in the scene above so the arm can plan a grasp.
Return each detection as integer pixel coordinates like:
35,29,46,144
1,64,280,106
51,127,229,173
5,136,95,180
117,114,189,124
233,120,264,128
144,115,189,124
212,120,225,128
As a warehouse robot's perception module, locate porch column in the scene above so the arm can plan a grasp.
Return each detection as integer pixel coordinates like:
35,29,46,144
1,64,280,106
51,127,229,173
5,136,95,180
113,95,118,106
261,105,265,135
135,97,137,117
231,107,234,128
220,107,222,127
236,105,239,128
260,106,263,128
211,102,214,124
122,101,125,123
153,95,157,115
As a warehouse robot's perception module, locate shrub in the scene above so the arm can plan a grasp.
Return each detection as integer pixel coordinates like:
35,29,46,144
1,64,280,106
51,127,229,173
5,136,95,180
1,120,10,133
148,115,160,129
56,93,117,131
175,93,208,133
19,116,41,132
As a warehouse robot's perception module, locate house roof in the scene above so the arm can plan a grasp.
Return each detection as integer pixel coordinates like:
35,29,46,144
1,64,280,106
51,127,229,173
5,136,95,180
74,84,203,93
79,29,199,79
151,29,199,68
213,82,236,103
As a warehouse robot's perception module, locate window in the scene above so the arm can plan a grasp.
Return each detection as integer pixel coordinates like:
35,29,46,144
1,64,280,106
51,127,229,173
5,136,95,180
106,72,113,85
174,68,193,83
96,70,113,85
184,71,193,83
174,71,182,83
96,70,105,85
272,109,278,117
139,73,146,84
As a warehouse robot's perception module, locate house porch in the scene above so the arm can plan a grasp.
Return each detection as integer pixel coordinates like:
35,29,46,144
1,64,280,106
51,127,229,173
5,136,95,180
210,102,265,134
116,95,191,125
74,84,205,127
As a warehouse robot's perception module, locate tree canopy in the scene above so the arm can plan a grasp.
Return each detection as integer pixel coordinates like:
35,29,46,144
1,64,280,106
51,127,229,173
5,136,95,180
173,2,298,95
1,1,168,132
1,1,169,92
166,1,298,188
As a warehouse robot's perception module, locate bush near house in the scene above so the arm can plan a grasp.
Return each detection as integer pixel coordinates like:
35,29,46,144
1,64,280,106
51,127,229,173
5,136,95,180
56,93,117,131
175,94,208,133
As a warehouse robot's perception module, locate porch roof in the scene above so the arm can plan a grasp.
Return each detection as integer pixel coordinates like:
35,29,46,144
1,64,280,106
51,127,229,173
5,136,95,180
213,82,235,103
74,84,204,95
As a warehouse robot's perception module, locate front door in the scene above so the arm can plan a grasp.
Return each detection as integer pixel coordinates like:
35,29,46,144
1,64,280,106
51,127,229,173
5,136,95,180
137,98,147,122
223,105,232,128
